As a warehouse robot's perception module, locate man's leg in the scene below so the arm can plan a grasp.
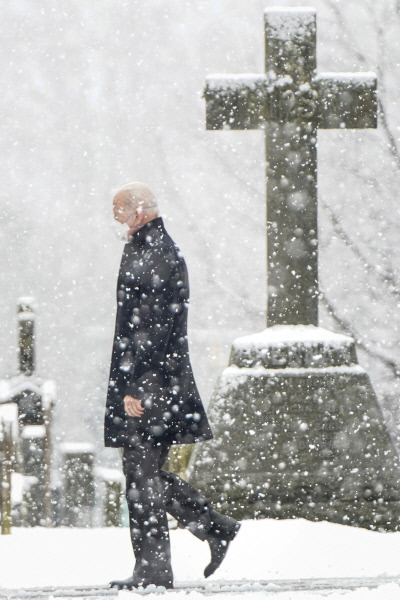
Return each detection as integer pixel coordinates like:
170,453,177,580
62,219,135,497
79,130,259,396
121,440,173,586
157,443,240,543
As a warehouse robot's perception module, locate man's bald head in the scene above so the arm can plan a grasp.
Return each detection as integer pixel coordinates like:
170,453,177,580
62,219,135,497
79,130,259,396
113,182,158,213
112,182,159,234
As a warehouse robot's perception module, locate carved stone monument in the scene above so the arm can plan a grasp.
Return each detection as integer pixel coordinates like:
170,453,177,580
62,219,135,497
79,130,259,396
187,8,400,531
0,298,57,526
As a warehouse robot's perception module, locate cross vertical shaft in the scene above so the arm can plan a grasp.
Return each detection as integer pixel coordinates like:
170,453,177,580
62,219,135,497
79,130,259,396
265,10,318,326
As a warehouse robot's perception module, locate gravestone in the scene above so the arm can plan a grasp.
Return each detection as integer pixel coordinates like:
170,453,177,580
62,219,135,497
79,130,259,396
187,8,400,531
21,424,46,526
94,467,124,527
0,411,16,534
60,442,95,527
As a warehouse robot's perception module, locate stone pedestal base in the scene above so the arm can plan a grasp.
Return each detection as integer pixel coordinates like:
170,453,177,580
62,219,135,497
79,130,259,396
187,325,400,531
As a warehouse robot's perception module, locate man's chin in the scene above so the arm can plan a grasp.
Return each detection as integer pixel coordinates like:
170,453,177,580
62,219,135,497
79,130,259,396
128,225,143,236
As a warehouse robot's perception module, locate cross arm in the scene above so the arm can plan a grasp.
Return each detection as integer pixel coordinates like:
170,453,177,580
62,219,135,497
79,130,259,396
314,72,377,129
204,74,268,130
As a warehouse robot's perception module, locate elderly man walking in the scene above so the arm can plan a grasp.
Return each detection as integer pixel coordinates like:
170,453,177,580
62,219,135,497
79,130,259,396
104,182,240,590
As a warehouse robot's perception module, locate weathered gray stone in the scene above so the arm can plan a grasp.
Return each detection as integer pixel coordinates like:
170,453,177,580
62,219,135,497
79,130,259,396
60,442,95,527
0,419,13,534
21,424,46,526
17,299,36,376
204,8,376,326
94,466,124,527
188,9,400,531
0,300,58,526
187,326,400,530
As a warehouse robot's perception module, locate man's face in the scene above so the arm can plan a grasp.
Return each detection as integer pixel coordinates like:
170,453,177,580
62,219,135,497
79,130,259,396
113,193,132,224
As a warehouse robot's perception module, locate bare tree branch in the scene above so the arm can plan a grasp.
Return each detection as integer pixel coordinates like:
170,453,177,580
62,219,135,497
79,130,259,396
320,195,400,299
326,0,400,170
155,133,265,317
320,284,400,377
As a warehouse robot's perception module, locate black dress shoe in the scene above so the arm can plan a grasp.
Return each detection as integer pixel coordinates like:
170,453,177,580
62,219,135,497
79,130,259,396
109,574,174,590
204,521,241,578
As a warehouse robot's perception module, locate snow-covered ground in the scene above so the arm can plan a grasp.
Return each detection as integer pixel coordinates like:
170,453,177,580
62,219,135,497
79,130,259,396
1,518,400,598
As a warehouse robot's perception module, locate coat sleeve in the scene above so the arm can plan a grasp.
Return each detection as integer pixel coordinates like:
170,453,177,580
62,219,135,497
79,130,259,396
123,251,185,398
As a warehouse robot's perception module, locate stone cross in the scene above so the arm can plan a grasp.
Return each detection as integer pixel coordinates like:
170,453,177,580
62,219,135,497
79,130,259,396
205,8,377,326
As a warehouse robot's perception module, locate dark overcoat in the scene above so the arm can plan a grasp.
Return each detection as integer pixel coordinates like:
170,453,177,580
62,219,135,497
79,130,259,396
104,216,213,448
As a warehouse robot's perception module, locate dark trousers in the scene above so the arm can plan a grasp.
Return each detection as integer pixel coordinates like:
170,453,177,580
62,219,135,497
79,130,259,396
121,439,238,581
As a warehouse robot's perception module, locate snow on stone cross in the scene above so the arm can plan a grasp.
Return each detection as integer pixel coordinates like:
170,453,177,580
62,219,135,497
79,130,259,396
205,8,377,327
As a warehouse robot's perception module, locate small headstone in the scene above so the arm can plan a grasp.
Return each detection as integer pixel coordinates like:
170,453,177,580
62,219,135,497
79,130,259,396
95,467,124,527
0,412,16,534
60,442,95,527
20,424,46,526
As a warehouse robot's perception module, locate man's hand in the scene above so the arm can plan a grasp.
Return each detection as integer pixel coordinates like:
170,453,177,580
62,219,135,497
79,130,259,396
124,395,145,417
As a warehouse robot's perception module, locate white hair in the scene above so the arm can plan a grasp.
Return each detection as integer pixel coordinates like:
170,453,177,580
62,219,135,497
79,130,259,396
114,181,159,214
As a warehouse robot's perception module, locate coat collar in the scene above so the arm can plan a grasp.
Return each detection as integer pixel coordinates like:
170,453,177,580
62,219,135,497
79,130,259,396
127,215,167,247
